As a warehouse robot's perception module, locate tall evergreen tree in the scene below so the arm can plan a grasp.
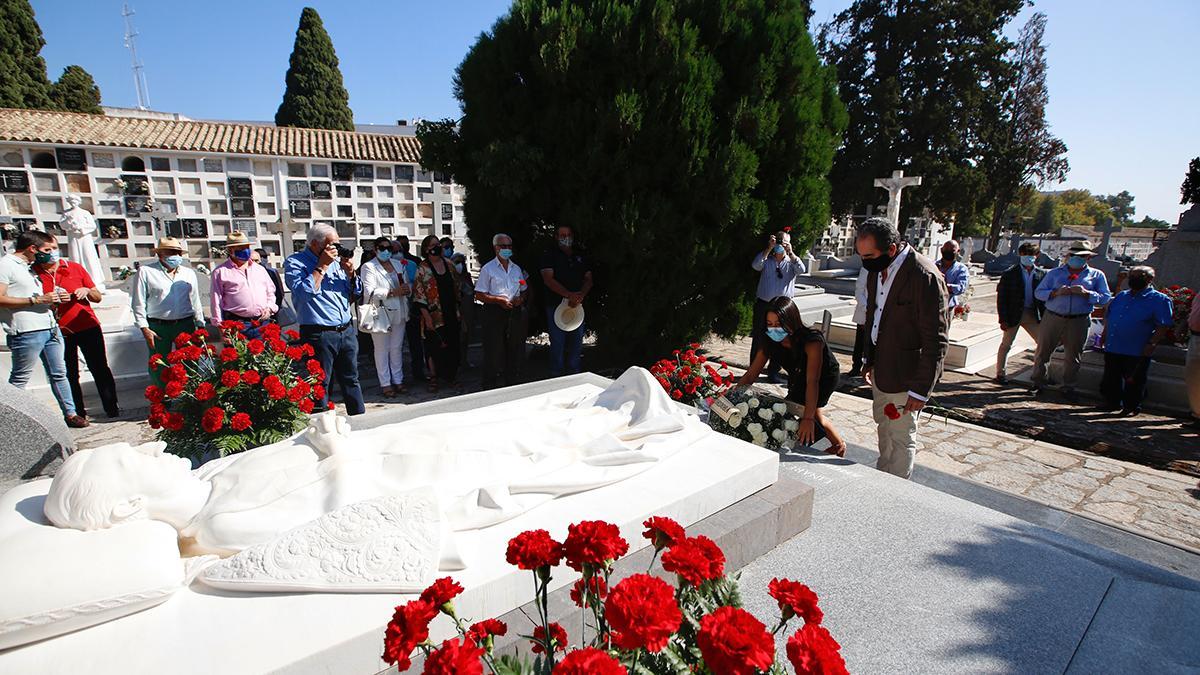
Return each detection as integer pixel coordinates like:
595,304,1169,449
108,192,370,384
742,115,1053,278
1182,157,1200,206
978,12,1068,248
1032,195,1056,234
50,65,102,114
0,0,53,109
818,0,1023,231
274,7,353,131
419,0,845,363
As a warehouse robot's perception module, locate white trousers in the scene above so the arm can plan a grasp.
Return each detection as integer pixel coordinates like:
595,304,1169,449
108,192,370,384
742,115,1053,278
371,326,406,387
871,383,919,479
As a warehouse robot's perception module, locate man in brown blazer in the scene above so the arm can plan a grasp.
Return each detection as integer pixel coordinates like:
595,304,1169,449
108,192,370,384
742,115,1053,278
857,217,950,478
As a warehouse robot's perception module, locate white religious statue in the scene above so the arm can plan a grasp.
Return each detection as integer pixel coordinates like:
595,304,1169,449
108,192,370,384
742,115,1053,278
873,169,922,229
60,194,106,291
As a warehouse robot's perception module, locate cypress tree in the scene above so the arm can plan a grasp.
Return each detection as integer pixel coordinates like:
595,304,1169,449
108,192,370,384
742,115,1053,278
274,7,353,131
0,0,53,109
418,0,845,363
50,65,102,114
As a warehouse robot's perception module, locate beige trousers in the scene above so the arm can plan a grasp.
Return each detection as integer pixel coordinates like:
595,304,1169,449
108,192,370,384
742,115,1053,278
1030,312,1090,390
871,383,918,479
996,308,1040,378
1188,335,1200,419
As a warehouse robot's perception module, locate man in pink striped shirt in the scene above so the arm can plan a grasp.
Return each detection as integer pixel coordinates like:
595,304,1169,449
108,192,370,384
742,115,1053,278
210,231,278,334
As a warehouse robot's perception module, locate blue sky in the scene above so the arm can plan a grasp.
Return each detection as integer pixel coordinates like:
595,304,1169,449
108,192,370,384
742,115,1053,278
33,0,1198,222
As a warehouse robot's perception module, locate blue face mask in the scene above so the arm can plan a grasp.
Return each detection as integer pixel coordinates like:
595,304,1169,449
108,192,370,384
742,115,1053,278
375,250,392,263
1067,255,1087,269
498,247,513,260
232,248,252,262
1020,255,1036,267
773,245,785,255
442,246,454,257
163,255,184,270
34,250,59,265
766,326,788,342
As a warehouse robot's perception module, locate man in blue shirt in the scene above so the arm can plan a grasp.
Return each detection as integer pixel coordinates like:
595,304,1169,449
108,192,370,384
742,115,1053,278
1029,241,1113,398
284,224,366,415
750,229,806,382
935,240,970,309
1099,266,1174,415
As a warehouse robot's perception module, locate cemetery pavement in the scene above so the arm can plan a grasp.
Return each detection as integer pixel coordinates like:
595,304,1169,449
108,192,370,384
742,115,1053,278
703,335,1200,554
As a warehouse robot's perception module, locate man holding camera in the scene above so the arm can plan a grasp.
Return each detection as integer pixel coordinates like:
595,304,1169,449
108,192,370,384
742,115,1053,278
750,229,805,382
0,230,88,427
284,224,365,415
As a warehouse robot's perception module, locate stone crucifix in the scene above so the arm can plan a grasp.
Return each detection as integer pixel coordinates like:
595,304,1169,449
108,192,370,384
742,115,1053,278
874,170,922,228
1093,217,1122,259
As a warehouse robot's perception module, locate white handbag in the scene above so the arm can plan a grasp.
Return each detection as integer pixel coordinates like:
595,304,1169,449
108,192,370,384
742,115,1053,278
358,301,392,334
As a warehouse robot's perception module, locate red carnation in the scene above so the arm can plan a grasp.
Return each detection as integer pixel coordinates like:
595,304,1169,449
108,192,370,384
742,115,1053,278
381,599,438,670
147,413,164,429
656,377,670,391
220,370,240,388
605,574,681,652
173,332,192,348
191,328,208,342
285,346,303,360
553,648,628,674
284,329,300,340
230,412,252,431
200,406,225,433
219,320,243,332
144,385,164,403
769,578,823,625
563,520,628,572
298,398,314,414
419,576,464,611
883,403,902,420
287,384,309,402
505,529,563,570
301,343,315,357
163,413,185,431
270,338,288,353
260,322,280,338
165,380,185,398
311,384,325,400
184,345,204,360
195,382,216,401
662,535,725,586
696,606,775,675
422,637,483,675
786,623,848,675
465,618,507,646
163,364,187,384
149,402,165,417
246,339,265,355
241,370,261,385
148,353,163,369
306,359,323,376
531,622,567,654
671,389,683,400
327,400,335,410
219,348,239,363
642,516,685,551
570,576,608,608
166,350,186,365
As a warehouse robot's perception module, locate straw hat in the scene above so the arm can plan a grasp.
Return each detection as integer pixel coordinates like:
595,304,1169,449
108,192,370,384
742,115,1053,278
1066,241,1097,256
154,236,184,253
553,298,585,332
225,230,252,248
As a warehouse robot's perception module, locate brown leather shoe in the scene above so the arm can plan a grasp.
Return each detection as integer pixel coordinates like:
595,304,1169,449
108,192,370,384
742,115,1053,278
64,414,90,428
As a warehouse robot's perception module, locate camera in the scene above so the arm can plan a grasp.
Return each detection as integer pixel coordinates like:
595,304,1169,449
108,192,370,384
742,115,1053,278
336,244,354,259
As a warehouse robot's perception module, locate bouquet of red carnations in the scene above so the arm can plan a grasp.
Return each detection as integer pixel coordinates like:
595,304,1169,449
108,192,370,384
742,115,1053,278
144,320,328,460
383,516,847,675
1163,285,1195,344
649,343,735,407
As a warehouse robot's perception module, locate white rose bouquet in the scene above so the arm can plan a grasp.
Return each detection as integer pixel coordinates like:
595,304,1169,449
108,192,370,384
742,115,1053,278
707,386,802,450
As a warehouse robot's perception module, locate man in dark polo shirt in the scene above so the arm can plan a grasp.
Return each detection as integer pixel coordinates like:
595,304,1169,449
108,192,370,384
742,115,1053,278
540,225,593,376
35,251,120,419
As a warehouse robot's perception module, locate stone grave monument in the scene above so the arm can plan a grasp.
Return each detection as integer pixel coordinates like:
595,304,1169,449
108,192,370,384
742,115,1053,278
0,382,75,493
1144,204,1200,291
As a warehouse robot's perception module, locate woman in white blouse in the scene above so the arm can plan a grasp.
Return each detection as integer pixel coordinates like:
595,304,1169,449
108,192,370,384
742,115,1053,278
360,237,411,396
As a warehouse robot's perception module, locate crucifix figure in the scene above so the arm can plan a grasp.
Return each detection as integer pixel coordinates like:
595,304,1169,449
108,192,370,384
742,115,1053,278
1093,217,1122,259
873,169,922,228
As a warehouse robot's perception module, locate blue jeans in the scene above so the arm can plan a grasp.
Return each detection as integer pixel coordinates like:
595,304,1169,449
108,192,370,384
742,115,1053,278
545,307,583,377
300,323,366,416
7,327,76,416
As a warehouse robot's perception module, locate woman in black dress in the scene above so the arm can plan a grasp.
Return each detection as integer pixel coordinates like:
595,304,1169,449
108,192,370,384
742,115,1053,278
735,296,846,456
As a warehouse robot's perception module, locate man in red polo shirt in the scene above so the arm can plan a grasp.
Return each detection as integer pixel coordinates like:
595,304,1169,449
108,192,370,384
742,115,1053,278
35,251,120,419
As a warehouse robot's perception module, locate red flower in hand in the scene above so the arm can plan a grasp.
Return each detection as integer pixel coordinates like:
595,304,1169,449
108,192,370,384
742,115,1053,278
553,647,628,675
662,535,725,586
530,622,567,654
786,623,848,675
419,577,464,610
230,412,252,431
423,638,483,675
769,578,823,625
642,516,685,551
696,606,775,675
604,574,681,653
570,576,608,608
883,403,902,420
505,529,563,570
382,600,438,670
563,520,628,572
194,382,216,401
200,406,225,433
465,618,507,646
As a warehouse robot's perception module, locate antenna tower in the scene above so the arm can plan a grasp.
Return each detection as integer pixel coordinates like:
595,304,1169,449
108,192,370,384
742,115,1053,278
122,4,151,110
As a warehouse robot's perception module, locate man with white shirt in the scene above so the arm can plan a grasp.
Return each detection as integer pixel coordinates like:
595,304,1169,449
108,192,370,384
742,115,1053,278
0,230,88,427
474,233,528,389
131,237,204,387
857,217,949,479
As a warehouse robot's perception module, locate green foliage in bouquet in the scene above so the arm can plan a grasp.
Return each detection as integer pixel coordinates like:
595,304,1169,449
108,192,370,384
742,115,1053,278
708,387,802,450
144,321,329,460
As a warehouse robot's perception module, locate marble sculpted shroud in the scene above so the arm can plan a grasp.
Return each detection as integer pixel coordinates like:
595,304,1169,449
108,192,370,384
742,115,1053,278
0,368,706,648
